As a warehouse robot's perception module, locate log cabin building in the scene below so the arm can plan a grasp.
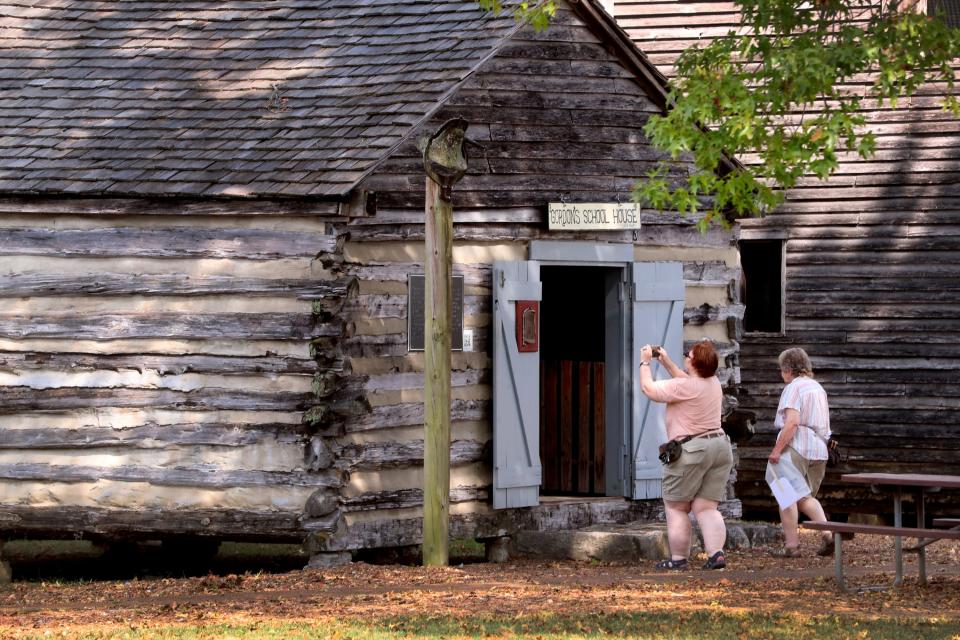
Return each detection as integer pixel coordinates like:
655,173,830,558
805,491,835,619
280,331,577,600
0,0,746,569
611,0,960,519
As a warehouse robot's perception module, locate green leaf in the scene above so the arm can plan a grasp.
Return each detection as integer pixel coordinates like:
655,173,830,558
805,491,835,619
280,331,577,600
475,0,960,231
632,0,960,229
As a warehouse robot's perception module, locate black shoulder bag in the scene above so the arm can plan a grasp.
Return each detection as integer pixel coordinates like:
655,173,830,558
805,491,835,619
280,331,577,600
825,437,846,468
658,435,694,465
802,425,846,468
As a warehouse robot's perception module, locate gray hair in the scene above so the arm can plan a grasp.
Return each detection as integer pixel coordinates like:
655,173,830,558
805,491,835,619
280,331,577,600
778,347,813,377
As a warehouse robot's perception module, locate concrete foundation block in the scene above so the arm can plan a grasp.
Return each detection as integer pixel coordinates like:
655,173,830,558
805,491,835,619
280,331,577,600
723,523,752,550
305,551,352,569
485,536,510,563
513,525,673,563
697,522,779,550
512,520,782,563
741,522,784,547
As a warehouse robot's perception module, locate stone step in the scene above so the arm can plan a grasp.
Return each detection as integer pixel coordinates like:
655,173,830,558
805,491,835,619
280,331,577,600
511,521,782,563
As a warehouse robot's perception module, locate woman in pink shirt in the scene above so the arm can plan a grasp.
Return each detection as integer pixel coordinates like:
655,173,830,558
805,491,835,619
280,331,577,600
640,340,733,571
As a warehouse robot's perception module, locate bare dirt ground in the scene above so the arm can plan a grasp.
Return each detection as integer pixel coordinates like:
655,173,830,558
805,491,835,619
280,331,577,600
1,530,959,637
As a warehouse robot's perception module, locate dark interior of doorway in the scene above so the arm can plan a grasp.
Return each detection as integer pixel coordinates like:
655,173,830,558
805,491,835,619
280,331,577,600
539,266,609,496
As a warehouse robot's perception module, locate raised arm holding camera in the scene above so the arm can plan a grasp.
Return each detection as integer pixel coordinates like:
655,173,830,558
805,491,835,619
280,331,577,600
639,340,733,571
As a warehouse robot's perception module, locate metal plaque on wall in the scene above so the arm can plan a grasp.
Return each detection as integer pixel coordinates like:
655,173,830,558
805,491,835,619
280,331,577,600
407,274,464,351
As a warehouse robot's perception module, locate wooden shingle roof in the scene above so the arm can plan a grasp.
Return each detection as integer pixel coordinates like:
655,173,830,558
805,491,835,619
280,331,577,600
0,1,521,198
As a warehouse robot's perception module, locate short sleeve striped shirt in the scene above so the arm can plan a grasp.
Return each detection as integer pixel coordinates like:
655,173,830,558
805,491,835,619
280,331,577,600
774,376,831,461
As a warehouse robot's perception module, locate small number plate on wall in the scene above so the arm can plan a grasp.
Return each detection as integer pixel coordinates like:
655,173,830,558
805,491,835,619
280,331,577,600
407,274,464,352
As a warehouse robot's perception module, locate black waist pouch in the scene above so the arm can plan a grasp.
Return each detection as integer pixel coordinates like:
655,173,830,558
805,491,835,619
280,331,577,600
658,439,683,465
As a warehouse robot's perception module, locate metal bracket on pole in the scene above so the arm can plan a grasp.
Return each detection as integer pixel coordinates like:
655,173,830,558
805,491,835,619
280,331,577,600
423,117,472,202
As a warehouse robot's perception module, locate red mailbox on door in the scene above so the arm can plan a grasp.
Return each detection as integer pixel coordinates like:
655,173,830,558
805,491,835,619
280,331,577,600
515,300,539,352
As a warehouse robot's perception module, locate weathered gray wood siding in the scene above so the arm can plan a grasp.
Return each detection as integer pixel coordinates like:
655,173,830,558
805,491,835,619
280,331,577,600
0,198,352,541
615,0,960,517
317,7,742,551
0,3,747,552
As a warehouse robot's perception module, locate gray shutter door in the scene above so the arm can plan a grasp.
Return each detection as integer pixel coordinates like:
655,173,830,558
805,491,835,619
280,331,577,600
492,260,542,509
630,262,685,499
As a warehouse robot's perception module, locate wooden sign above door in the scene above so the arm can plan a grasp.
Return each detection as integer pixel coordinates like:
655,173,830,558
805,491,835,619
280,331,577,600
547,202,642,231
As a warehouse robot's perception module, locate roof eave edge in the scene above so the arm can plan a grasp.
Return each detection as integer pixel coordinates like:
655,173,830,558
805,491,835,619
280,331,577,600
343,17,529,195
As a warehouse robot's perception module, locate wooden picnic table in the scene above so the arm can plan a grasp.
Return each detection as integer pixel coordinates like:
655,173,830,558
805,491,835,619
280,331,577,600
840,473,960,586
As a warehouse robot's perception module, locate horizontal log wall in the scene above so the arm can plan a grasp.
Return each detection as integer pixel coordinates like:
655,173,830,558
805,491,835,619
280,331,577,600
334,240,498,531
0,6,748,552
332,5,742,549
735,214,960,518
0,198,352,541
332,226,742,544
614,0,960,518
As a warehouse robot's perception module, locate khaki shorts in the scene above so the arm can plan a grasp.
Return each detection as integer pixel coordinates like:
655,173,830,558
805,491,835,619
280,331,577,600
787,446,827,497
662,434,734,503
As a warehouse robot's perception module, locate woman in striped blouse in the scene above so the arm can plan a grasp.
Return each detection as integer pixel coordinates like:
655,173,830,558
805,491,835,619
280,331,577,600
768,347,833,558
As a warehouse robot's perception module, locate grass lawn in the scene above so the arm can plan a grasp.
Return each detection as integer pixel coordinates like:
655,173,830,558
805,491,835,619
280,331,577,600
10,611,960,640
4,534,960,640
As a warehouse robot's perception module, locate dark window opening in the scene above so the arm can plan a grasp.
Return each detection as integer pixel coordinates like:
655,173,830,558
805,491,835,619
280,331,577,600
929,0,960,28
740,239,784,333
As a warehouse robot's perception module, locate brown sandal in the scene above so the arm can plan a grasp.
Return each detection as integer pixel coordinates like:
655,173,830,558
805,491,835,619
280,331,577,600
770,546,801,558
816,535,835,557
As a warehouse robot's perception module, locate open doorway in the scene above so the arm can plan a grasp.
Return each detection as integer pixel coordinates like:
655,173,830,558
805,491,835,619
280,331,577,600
539,266,622,496
492,251,683,507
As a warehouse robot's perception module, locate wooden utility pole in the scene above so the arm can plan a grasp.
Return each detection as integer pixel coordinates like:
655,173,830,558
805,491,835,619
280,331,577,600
421,118,470,567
